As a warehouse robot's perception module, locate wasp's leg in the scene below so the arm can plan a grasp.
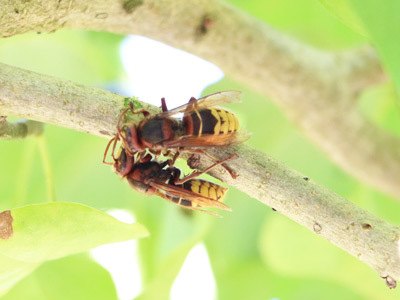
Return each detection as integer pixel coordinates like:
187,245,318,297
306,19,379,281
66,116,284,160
187,150,239,179
103,136,117,165
138,151,153,163
110,134,122,161
174,154,237,184
162,148,173,157
128,102,150,117
166,150,181,167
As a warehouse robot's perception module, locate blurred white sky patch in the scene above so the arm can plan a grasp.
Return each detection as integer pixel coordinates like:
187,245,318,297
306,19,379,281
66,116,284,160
120,35,224,107
93,36,222,300
91,209,141,300
171,243,217,300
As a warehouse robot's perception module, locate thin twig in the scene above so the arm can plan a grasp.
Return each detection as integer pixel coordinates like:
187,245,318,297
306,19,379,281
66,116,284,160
0,63,398,286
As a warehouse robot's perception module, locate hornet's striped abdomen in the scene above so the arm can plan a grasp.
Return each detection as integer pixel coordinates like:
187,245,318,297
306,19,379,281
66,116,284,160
183,179,227,202
167,179,227,208
183,108,239,136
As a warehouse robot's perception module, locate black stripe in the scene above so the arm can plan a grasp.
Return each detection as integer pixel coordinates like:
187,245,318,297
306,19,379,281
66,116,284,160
170,197,180,203
182,181,192,192
199,109,218,134
190,112,201,135
181,199,192,207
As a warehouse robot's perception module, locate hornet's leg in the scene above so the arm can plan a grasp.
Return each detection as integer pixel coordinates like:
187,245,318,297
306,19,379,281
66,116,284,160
102,136,117,165
174,154,237,184
187,150,239,179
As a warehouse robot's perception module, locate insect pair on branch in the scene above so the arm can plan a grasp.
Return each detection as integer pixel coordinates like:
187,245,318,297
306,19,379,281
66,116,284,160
103,91,248,216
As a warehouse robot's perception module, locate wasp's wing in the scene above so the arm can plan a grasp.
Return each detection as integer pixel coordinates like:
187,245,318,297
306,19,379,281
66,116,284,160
159,91,241,117
154,190,223,217
195,90,241,108
163,131,250,148
149,181,231,211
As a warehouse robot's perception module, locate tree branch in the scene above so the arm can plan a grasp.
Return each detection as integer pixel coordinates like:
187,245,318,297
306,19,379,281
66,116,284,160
0,63,399,286
1,0,398,200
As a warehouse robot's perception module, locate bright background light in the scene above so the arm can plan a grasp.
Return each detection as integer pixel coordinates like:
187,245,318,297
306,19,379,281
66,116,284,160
92,35,224,300
120,35,223,107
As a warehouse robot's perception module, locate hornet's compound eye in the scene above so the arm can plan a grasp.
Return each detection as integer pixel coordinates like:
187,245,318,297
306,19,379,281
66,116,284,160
114,147,132,176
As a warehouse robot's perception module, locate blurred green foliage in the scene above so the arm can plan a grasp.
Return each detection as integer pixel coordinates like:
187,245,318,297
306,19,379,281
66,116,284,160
320,0,400,96
1,0,400,299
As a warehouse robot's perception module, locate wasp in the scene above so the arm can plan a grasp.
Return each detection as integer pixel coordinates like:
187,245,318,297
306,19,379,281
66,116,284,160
113,147,231,215
104,91,248,178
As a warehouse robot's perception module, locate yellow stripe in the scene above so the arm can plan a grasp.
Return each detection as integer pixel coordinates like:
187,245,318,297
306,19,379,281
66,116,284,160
216,187,226,200
227,112,235,132
190,181,201,193
234,114,240,131
200,183,209,197
208,187,217,200
219,110,229,134
211,109,221,135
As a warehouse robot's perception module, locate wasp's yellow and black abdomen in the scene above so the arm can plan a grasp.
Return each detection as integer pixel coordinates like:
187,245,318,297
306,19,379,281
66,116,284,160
184,108,239,136
209,108,239,135
183,179,227,202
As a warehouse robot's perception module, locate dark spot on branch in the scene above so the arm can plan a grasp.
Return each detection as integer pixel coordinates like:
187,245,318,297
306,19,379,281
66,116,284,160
123,0,143,14
99,130,112,136
382,275,397,289
303,177,309,181
196,14,214,38
0,210,13,239
14,8,20,14
271,207,277,212
95,12,108,19
313,222,322,234
346,221,356,230
361,223,372,230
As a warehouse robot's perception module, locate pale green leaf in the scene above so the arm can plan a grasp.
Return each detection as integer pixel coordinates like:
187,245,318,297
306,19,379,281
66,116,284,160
0,202,148,263
1,254,118,300
0,202,147,294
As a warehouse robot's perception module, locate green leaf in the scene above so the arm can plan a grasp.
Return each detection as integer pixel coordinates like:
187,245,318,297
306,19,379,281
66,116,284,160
1,254,118,300
0,202,147,263
0,254,37,297
0,202,147,294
